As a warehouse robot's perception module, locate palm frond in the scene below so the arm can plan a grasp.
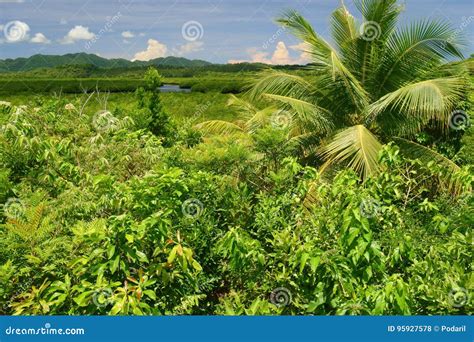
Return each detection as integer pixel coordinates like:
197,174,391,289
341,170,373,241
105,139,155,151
263,93,333,134
355,0,402,38
368,77,466,134
319,125,383,179
377,20,466,94
393,137,465,194
227,94,260,120
351,0,404,89
245,106,277,133
274,11,370,111
248,70,314,101
277,10,333,65
394,137,460,171
331,3,358,52
195,120,244,135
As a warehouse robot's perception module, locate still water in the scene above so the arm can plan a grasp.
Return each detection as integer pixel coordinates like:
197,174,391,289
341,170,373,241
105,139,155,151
159,84,191,93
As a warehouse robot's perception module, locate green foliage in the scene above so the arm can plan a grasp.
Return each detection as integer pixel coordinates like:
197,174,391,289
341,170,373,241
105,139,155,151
1,95,471,315
0,3,472,317
135,68,177,146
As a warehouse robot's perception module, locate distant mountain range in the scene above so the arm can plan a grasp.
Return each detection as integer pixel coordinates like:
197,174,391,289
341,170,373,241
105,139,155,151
0,53,213,72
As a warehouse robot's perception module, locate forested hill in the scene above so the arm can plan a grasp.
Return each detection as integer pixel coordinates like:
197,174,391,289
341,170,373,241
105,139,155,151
0,53,212,72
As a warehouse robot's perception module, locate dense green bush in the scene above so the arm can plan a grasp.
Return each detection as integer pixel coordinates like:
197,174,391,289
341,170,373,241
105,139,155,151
0,95,472,315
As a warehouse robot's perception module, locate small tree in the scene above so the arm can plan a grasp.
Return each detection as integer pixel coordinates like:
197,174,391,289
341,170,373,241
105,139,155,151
136,67,176,145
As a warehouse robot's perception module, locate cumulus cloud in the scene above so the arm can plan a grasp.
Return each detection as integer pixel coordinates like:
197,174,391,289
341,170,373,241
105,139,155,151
174,41,204,56
121,30,135,38
30,32,51,44
60,25,95,44
132,39,168,61
229,41,310,65
289,42,311,64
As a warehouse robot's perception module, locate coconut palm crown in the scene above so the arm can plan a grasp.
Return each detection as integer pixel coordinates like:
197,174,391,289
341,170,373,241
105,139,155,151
245,0,468,179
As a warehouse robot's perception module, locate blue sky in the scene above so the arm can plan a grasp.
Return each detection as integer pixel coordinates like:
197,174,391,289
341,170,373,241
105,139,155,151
0,0,473,63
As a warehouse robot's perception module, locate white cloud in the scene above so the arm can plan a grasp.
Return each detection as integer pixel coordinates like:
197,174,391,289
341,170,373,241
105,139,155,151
60,25,95,44
289,42,311,64
30,32,51,44
139,32,146,37
122,39,131,44
2,20,30,43
132,39,168,61
174,41,204,56
229,41,310,65
121,30,135,38
60,18,68,25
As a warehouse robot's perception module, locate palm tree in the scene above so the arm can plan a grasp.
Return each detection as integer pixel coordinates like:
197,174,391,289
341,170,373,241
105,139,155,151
202,0,468,180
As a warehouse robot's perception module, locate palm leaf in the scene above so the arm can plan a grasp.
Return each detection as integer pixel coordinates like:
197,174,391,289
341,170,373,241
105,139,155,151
227,94,260,119
263,93,333,134
245,106,277,133
275,10,370,111
331,3,358,53
368,77,466,134
248,70,314,101
319,125,383,179
393,137,464,194
394,137,460,171
377,20,466,94
195,120,244,135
